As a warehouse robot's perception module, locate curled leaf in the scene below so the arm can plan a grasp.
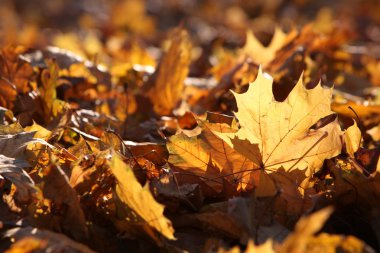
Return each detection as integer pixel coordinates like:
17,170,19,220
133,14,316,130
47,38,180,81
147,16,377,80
344,120,361,157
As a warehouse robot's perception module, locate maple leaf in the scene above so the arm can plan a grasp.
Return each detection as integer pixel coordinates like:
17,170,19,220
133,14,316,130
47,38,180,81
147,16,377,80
242,28,296,66
167,114,257,193
110,153,175,241
149,28,192,115
214,69,342,180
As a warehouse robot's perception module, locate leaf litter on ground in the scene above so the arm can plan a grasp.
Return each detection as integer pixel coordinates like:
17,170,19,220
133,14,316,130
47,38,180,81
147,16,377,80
0,1,380,252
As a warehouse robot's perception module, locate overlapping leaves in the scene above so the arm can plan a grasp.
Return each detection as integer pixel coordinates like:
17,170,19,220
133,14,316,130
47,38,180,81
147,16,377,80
169,69,343,198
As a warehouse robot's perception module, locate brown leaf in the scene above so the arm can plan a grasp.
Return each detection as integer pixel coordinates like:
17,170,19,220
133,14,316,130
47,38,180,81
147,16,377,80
0,154,35,203
0,46,35,110
31,160,88,241
0,131,36,158
167,118,257,194
0,129,49,202
152,173,204,211
195,210,247,239
3,227,95,253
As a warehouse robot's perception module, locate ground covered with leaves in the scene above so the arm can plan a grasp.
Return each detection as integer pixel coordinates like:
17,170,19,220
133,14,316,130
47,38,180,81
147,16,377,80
1,0,380,252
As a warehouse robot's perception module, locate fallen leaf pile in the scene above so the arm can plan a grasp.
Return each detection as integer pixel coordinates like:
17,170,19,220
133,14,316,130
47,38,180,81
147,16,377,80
0,0,380,252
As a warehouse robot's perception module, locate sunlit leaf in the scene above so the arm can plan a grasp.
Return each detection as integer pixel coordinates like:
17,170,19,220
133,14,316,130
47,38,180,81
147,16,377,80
110,153,175,240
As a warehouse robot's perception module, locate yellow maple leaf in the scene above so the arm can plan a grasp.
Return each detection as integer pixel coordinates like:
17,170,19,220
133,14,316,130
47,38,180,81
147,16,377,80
110,153,175,240
214,68,342,180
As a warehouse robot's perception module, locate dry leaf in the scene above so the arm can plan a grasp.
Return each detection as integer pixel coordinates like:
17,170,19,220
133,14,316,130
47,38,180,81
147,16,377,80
168,118,257,193
40,59,68,122
0,46,35,110
332,101,380,125
110,153,175,240
0,130,49,202
277,206,372,253
0,154,35,202
367,125,380,142
305,233,371,253
0,131,37,158
277,207,333,253
24,121,52,140
1,3,379,252
3,227,95,253
219,207,371,253
152,174,204,211
31,160,88,241
5,236,48,253
149,29,192,115
219,240,275,253
344,121,362,157
214,69,342,190
256,168,314,216
195,210,247,239
242,28,296,66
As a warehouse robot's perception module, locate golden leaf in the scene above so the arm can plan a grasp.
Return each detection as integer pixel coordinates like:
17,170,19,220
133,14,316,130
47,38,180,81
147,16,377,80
168,119,257,193
242,28,295,66
0,45,35,109
40,59,68,122
278,207,333,253
24,121,51,140
214,68,342,179
110,153,175,240
149,29,192,115
219,208,369,253
219,240,275,253
4,227,95,253
332,100,380,121
344,120,361,157
305,234,367,253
